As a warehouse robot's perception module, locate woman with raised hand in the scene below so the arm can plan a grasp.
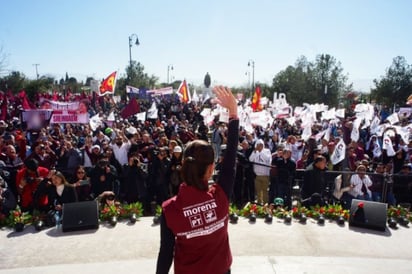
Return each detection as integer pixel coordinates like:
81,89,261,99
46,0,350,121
156,86,239,274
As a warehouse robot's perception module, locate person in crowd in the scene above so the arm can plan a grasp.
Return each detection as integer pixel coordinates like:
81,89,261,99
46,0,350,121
15,158,49,212
88,144,102,166
0,175,17,216
71,165,91,201
249,139,272,205
169,145,183,196
393,149,407,174
110,129,131,167
149,146,171,205
2,145,24,200
104,146,123,177
80,135,94,171
347,164,373,202
93,130,111,148
156,86,238,274
296,149,309,170
238,139,255,204
286,135,304,163
56,139,83,181
370,162,385,202
27,142,57,170
302,156,328,205
273,147,296,208
393,163,411,205
212,122,225,163
122,156,148,207
89,154,120,199
46,170,78,217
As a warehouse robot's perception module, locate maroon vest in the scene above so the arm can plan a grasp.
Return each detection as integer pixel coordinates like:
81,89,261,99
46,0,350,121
162,183,232,274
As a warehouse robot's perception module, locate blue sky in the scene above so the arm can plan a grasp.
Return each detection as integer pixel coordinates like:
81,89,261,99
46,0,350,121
0,0,411,92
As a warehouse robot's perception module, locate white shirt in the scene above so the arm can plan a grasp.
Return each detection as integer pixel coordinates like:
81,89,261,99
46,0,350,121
249,148,272,176
349,174,373,197
110,141,131,166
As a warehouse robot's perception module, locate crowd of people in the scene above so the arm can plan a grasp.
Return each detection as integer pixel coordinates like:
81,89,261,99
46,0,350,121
1,89,412,225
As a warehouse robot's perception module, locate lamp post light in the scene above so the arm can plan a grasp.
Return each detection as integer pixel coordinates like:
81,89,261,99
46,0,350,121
247,59,255,94
167,64,174,84
128,33,140,69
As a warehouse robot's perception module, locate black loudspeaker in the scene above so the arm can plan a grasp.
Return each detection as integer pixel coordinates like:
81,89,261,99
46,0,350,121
349,199,387,231
62,200,99,232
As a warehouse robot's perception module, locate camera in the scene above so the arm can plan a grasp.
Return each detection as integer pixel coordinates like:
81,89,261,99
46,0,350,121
106,194,115,201
98,160,109,168
132,157,140,166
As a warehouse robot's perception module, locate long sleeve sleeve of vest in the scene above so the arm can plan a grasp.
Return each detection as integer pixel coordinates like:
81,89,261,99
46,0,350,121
217,118,239,198
156,213,175,274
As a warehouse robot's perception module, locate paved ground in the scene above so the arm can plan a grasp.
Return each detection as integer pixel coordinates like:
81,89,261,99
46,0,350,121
0,216,411,273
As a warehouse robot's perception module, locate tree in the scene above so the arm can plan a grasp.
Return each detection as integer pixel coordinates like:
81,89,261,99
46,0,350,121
25,76,55,100
0,71,26,93
371,56,412,106
116,61,159,96
272,54,350,107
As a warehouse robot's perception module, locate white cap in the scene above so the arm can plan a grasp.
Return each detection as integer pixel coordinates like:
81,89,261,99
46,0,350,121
173,146,182,153
92,144,100,150
255,139,264,148
126,126,137,135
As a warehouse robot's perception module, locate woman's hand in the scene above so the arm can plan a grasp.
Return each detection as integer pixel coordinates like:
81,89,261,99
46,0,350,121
213,86,238,118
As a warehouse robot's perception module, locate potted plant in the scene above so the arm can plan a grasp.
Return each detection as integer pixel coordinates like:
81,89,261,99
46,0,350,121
100,204,120,226
8,206,32,232
229,204,239,224
153,205,162,225
123,202,143,224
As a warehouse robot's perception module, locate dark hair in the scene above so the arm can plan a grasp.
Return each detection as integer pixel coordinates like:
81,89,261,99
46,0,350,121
24,158,39,171
313,155,326,165
181,140,214,191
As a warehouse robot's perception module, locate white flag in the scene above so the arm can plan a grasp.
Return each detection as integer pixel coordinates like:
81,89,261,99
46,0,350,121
135,111,146,122
89,114,102,131
373,142,382,158
147,102,158,119
386,113,399,125
382,134,396,157
331,138,346,165
350,118,361,142
301,123,312,142
107,111,115,121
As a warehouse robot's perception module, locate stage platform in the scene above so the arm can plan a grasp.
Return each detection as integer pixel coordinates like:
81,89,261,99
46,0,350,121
1,217,411,274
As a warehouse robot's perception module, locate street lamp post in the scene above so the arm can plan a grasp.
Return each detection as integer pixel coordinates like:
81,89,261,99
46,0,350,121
128,34,140,69
167,64,174,84
247,59,255,94
33,63,40,80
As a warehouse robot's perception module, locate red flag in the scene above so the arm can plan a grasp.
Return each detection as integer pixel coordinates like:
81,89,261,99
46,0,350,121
251,85,261,112
120,98,140,119
18,90,32,110
99,71,117,96
52,90,58,101
177,80,190,103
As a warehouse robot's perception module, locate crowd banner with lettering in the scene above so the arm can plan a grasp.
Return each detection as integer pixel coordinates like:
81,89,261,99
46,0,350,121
39,99,80,110
50,110,89,124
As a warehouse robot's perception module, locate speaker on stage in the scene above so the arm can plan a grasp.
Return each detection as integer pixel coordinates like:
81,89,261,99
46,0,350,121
62,200,99,232
349,199,387,231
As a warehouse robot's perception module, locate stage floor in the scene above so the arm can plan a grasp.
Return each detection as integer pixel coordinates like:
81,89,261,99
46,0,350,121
1,217,411,274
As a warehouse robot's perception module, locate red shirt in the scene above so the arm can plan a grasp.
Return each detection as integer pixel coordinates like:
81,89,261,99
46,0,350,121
16,167,49,209
162,182,231,274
